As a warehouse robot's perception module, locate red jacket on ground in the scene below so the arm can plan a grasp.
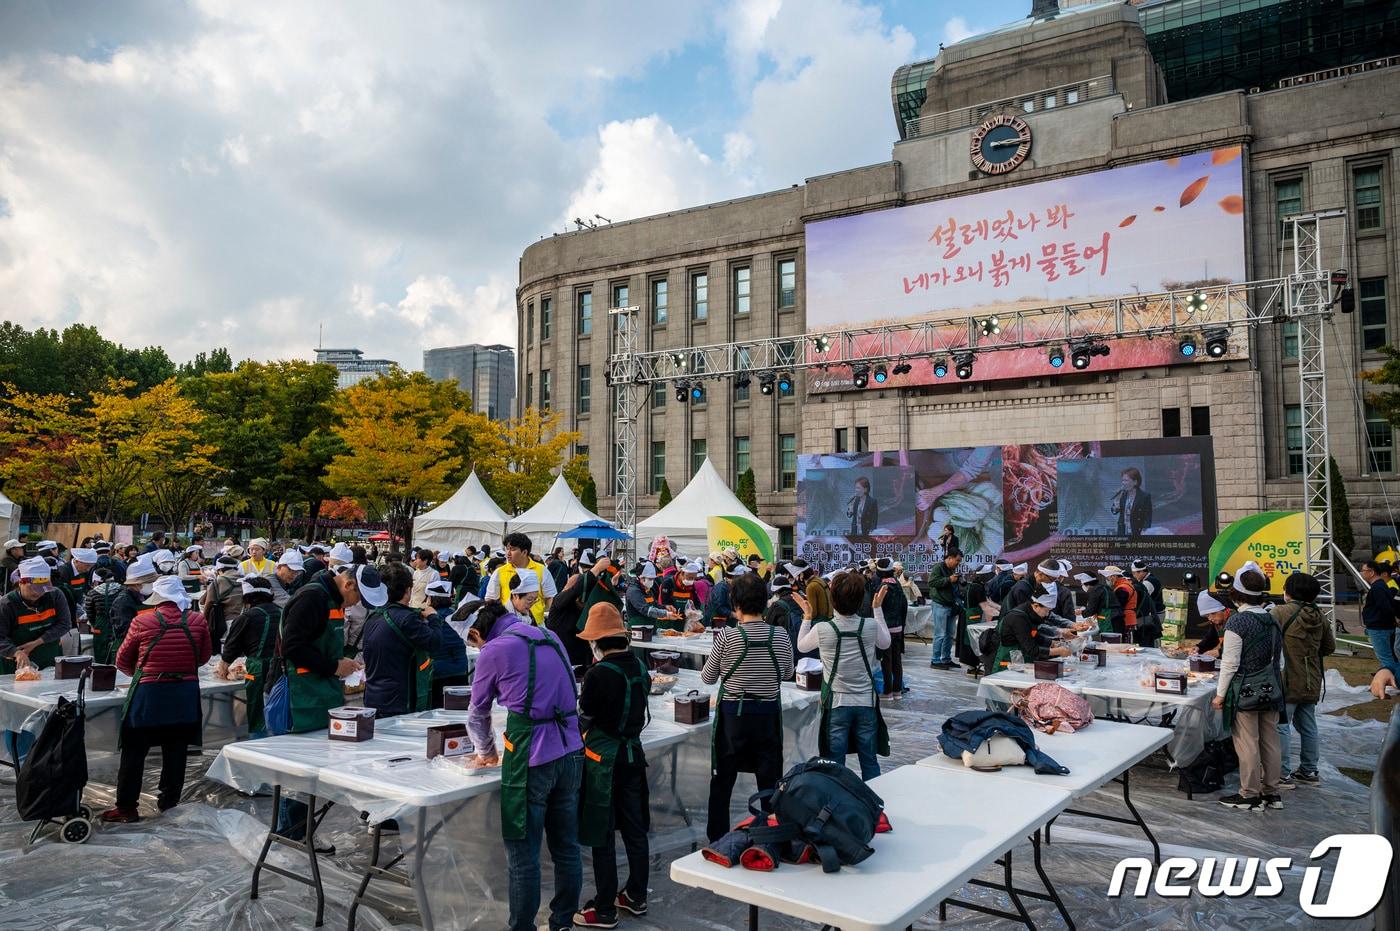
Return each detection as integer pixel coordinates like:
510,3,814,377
116,601,213,679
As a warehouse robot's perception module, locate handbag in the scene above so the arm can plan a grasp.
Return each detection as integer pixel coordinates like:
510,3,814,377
264,674,292,736
1230,615,1282,713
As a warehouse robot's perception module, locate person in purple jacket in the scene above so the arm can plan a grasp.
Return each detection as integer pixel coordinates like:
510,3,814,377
464,570,583,931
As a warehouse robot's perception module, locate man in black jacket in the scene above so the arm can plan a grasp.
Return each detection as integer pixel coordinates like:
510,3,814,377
1362,560,1398,679
547,567,591,668
864,557,908,696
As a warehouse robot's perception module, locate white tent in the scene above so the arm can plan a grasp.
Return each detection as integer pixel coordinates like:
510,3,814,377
412,471,509,551
637,458,779,557
507,474,609,546
0,490,18,543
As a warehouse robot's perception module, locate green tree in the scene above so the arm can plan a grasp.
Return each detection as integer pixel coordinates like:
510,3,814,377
563,454,594,509
736,467,758,514
473,408,582,514
178,348,235,379
325,370,474,550
580,473,598,514
657,477,673,508
1315,455,1354,578
1363,345,1400,430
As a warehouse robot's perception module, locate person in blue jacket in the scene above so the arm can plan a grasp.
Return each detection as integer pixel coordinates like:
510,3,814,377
362,564,442,718
424,578,472,707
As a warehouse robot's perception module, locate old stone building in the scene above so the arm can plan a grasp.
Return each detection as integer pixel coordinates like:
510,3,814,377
516,0,1399,560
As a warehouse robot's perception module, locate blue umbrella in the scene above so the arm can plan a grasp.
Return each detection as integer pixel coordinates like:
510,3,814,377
557,519,631,541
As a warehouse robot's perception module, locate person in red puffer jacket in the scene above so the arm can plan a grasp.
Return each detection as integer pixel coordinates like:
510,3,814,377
104,575,213,823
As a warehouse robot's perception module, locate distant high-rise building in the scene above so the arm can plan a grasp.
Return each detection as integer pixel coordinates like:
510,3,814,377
422,343,516,420
314,347,396,389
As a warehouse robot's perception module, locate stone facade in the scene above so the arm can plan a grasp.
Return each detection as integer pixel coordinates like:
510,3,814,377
516,7,1400,559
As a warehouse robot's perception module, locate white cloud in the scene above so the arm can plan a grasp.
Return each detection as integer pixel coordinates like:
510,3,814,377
943,16,976,44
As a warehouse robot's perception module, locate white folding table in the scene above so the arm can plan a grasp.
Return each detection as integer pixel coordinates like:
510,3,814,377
917,718,1172,871
631,631,714,669
670,764,1073,931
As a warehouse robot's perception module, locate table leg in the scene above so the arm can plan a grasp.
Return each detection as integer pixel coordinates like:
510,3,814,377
1002,850,1035,929
1119,770,1161,866
413,808,434,931
748,902,759,931
1031,828,1075,930
248,785,332,928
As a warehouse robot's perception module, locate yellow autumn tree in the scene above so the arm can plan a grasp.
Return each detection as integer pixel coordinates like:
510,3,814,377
473,407,583,515
325,370,475,550
0,387,79,524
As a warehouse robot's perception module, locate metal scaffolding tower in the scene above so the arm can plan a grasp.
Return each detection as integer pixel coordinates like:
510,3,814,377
607,303,643,554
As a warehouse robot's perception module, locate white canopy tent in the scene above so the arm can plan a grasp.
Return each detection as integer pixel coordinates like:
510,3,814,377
507,474,610,549
0,490,18,543
412,471,509,552
636,458,779,558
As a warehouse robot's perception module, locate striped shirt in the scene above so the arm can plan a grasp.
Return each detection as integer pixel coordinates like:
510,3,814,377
701,619,795,700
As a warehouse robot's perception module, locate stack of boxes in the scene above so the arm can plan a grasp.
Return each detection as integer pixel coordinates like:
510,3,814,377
1160,589,1188,651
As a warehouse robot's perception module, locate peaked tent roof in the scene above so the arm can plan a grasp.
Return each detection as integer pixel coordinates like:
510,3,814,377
636,458,779,557
0,489,17,543
413,471,509,551
507,474,610,543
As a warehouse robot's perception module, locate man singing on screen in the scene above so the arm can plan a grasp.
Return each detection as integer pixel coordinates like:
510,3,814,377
1110,467,1152,536
847,478,879,536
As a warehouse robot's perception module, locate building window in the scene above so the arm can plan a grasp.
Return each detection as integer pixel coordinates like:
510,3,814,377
1361,278,1388,351
1285,405,1303,476
1043,92,1057,109
778,258,796,308
1355,166,1383,232
652,381,666,409
1276,178,1302,242
1190,405,1211,436
779,434,796,489
1366,404,1394,474
779,526,794,561
734,436,751,482
1065,88,1079,104
1161,408,1181,437
650,441,666,493
652,278,668,325
526,373,533,409
577,290,592,336
855,426,869,453
541,296,552,340
692,272,708,321
576,444,588,463
540,370,551,410
613,283,628,309
834,428,848,453
733,265,751,315
691,438,707,477
735,347,751,401
526,300,534,344
577,364,590,415
1282,320,1299,359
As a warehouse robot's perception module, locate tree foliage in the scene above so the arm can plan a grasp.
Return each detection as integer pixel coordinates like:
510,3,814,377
736,467,758,514
325,370,475,551
1363,345,1400,433
0,322,176,399
657,477,673,509
474,407,582,515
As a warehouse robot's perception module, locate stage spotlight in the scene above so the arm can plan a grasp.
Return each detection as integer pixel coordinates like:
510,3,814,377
954,352,975,380
1178,336,1197,357
980,316,1001,337
812,335,832,354
735,374,752,389
933,357,949,378
675,383,688,402
1070,340,1110,370
690,384,705,402
873,365,888,384
1047,345,1065,368
892,360,912,375
1186,290,1207,314
670,352,687,371
852,365,870,389
777,372,793,393
1204,328,1229,358
759,373,776,395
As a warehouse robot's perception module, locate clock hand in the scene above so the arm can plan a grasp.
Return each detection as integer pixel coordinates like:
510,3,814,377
988,139,1024,149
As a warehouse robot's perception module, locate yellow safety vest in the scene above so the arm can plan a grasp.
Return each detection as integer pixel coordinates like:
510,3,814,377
497,560,548,626
240,558,275,578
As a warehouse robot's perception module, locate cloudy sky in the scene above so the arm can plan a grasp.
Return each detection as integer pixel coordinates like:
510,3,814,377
0,0,1025,368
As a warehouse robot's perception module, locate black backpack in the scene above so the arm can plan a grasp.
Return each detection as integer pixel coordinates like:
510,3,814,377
748,758,885,872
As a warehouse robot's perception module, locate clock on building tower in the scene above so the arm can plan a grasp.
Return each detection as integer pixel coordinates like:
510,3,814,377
970,114,1032,175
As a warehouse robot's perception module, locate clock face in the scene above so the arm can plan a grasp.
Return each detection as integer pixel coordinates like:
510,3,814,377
970,115,1032,175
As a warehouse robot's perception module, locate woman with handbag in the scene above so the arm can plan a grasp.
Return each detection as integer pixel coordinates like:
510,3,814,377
1211,563,1285,812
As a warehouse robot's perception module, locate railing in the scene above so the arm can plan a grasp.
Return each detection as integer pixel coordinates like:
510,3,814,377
904,74,1114,139
1271,54,1400,90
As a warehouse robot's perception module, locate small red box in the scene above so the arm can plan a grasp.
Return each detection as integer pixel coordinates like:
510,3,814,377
674,690,711,725
426,723,472,760
795,669,822,691
630,625,654,643
328,706,376,741
1154,671,1189,695
1034,659,1065,680
56,655,93,680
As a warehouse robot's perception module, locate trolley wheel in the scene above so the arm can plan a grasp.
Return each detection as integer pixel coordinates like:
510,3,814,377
78,805,94,821
60,817,92,844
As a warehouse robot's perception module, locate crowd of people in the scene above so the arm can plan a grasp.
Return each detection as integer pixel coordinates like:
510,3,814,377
2,527,1398,929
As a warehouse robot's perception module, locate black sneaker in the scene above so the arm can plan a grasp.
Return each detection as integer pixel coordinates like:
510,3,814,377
616,891,648,916
1277,773,1296,790
1263,794,1284,810
1293,770,1321,786
573,903,618,928
1218,793,1262,811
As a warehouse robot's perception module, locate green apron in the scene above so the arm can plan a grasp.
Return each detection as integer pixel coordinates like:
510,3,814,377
90,586,119,665
656,579,696,631
500,628,578,841
2,591,64,674
710,624,782,773
815,617,890,758
379,607,433,714
626,585,670,630
243,604,279,734
286,601,346,734
118,608,198,749
578,658,649,847
993,606,1017,674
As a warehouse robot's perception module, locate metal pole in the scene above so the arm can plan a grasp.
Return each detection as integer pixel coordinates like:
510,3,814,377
608,304,642,560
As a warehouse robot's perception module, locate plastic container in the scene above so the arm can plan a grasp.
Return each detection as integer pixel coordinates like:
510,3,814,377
647,651,681,674
89,664,117,692
1189,654,1218,673
1034,658,1065,680
328,706,376,741
426,723,473,759
630,625,654,643
674,689,711,725
55,656,93,680
442,685,472,710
